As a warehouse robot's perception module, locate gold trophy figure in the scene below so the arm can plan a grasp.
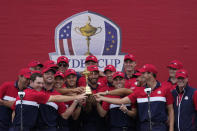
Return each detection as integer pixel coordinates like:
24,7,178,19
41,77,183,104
82,68,92,95
75,16,102,56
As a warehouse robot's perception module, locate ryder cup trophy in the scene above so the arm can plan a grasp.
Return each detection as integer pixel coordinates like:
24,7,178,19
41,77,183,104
82,68,92,95
75,16,102,56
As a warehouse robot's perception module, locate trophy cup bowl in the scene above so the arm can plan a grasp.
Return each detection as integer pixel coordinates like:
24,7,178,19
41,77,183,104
74,16,102,55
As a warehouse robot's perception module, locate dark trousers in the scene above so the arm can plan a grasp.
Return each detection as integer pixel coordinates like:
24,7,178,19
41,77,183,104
57,126,69,131
140,122,167,131
13,126,32,131
0,127,9,131
37,127,56,131
110,127,134,131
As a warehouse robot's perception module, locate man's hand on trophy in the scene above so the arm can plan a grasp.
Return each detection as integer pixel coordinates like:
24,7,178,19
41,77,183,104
88,95,97,105
73,87,85,94
94,94,103,102
75,93,87,101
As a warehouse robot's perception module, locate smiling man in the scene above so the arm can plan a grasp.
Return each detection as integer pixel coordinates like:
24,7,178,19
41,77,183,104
171,69,197,131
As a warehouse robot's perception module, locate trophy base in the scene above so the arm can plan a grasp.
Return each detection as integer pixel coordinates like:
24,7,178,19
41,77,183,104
85,52,93,56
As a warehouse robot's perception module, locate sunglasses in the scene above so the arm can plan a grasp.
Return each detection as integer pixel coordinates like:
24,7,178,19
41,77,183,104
58,62,68,67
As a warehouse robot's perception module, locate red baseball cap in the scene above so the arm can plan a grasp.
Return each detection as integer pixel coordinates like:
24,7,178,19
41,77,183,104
133,71,142,77
176,69,188,78
28,60,43,68
112,72,125,79
167,60,183,70
87,65,99,72
43,60,58,69
42,67,56,74
124,54,136,61
85,55,98,63
55,71,65,78
104,65,116,73
65,69,77,77
139,64,158,74
57,56,69,65
31,70,42,74
18,68,32,79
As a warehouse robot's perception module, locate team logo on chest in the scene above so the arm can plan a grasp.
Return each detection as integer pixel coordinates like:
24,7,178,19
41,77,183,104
157,90,161,94
184,96,189,100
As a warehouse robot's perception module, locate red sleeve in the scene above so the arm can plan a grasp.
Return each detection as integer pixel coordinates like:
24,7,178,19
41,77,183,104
58,102,66,114
0,82,9,99
127,91,137,104
11,101,16,110
102,101,110,111
165,89,174,105
35,91,50,104
193,90,197,111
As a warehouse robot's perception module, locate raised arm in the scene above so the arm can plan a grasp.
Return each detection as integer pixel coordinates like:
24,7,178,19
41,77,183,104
56,87,84,95
95,95,131,105
98,88,133,97
48,93,87,103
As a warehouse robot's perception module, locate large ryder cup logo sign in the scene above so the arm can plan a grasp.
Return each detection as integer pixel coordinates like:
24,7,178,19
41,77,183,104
49,11,124,71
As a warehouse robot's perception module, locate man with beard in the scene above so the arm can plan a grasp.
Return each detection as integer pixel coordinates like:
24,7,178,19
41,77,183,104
78,65,108,131
36,67,86,131
0,68,31,131
95,64,174,131
171,69,197,131
78,55,107,87
97,72,137,131
162,60,183,92
123,54,137,88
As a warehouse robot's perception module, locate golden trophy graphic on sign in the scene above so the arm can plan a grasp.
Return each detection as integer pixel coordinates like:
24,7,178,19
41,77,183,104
82,68,92,95
75,16,102,56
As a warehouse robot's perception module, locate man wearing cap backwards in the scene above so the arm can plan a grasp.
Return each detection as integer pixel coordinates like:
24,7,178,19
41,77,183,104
35,67,86,131
97,71,137,131
0,68,31,131
162,60,183,92
123,54,138,89
171,69,197,131
95,64,174,131
78,55,108,87
8,72,86,131
28,60,43,71
56,56,69,73
78,65,108,131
